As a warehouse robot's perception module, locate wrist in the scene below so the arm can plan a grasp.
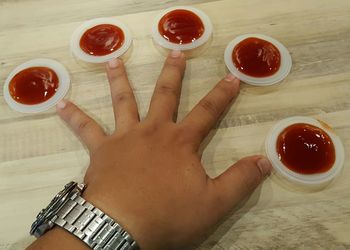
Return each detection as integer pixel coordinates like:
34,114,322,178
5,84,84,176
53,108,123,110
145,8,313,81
82,187,154,250
27,227,89,250
29,182,141,250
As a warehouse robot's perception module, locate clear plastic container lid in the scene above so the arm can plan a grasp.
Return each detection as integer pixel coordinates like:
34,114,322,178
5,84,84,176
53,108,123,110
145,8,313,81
151,6,213,51
265,116,345,186
224,34,292,86
70,17,132,63
3,58,70,113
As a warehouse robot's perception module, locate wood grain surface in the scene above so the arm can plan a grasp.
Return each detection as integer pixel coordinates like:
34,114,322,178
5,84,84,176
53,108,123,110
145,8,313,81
1,0,349,249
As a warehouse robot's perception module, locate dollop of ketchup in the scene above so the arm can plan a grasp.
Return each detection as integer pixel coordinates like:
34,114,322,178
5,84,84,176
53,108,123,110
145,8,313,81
158,9,204,44
276,123,335,174
80,24,125,56
9,67,59,105
232,37,281,77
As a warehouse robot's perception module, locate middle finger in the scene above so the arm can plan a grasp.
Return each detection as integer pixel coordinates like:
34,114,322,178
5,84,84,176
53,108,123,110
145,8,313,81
147,50,186,122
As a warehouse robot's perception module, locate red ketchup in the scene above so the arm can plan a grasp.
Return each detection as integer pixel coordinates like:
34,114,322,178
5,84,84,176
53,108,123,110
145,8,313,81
80,24,125,56
232,37,281,77
158,9,204,44
9,67,59,105
276,123,335,174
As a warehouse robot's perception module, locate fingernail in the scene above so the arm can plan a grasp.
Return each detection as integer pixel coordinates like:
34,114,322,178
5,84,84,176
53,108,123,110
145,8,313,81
108,58,120,68
224,73,237,82
170,50,182,58
56,100,66,109
257,157,273,177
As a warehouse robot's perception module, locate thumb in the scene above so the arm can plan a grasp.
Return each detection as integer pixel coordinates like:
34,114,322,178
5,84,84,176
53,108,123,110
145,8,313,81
56,100,106,151
211,156,272,216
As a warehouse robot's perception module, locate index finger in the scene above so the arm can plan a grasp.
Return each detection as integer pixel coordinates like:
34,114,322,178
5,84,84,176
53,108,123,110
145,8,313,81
181,74,240,148
106,58,139,133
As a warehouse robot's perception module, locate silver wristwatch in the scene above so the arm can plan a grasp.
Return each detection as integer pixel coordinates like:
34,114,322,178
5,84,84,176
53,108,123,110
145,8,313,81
30,181,140,250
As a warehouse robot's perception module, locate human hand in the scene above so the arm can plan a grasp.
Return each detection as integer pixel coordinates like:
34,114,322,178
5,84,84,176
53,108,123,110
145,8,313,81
56,50,272,250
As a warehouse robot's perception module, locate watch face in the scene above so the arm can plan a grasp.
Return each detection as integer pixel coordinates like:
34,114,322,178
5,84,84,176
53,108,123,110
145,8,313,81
30,181,77,237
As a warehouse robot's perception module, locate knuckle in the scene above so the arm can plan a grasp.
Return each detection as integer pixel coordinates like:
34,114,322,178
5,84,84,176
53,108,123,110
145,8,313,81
173,125,191,144
113,91,134,104
139,120,160,135
64,105,96,134
156,84,178,97
199,98,219,118
77,118,92,132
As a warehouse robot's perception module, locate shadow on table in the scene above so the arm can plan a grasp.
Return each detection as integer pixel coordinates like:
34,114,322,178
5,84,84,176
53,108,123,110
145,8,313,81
192,102,268,250
7,237,33,250
196,185,264,250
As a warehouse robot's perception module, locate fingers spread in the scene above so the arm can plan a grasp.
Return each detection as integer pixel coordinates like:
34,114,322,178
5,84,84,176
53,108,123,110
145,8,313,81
147,50,186,122
211,156,272,217
182,74,240,147
56,100,106,151
106,58,139,132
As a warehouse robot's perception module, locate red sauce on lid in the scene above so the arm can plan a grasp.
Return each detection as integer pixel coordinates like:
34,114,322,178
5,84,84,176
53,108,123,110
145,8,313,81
9,67,59,105
80,24,125,56
158,9,205,44
276,123,335,174
232,37,281,77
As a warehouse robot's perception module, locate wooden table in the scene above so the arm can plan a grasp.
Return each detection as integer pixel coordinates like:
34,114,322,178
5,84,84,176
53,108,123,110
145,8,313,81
1,0,349,249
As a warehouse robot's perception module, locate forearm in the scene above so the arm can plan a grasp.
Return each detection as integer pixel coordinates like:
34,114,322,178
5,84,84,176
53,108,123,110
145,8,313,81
27,227,89,250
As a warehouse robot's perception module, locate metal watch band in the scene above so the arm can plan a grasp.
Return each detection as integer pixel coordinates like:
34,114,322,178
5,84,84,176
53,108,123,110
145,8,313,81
52,192,139,250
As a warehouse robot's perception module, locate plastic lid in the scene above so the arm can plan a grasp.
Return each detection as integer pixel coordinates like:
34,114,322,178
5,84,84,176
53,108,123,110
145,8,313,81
70,17,132,63
224,34,292,86
265,116,345,186
151,6,213,51
3,58,70,113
